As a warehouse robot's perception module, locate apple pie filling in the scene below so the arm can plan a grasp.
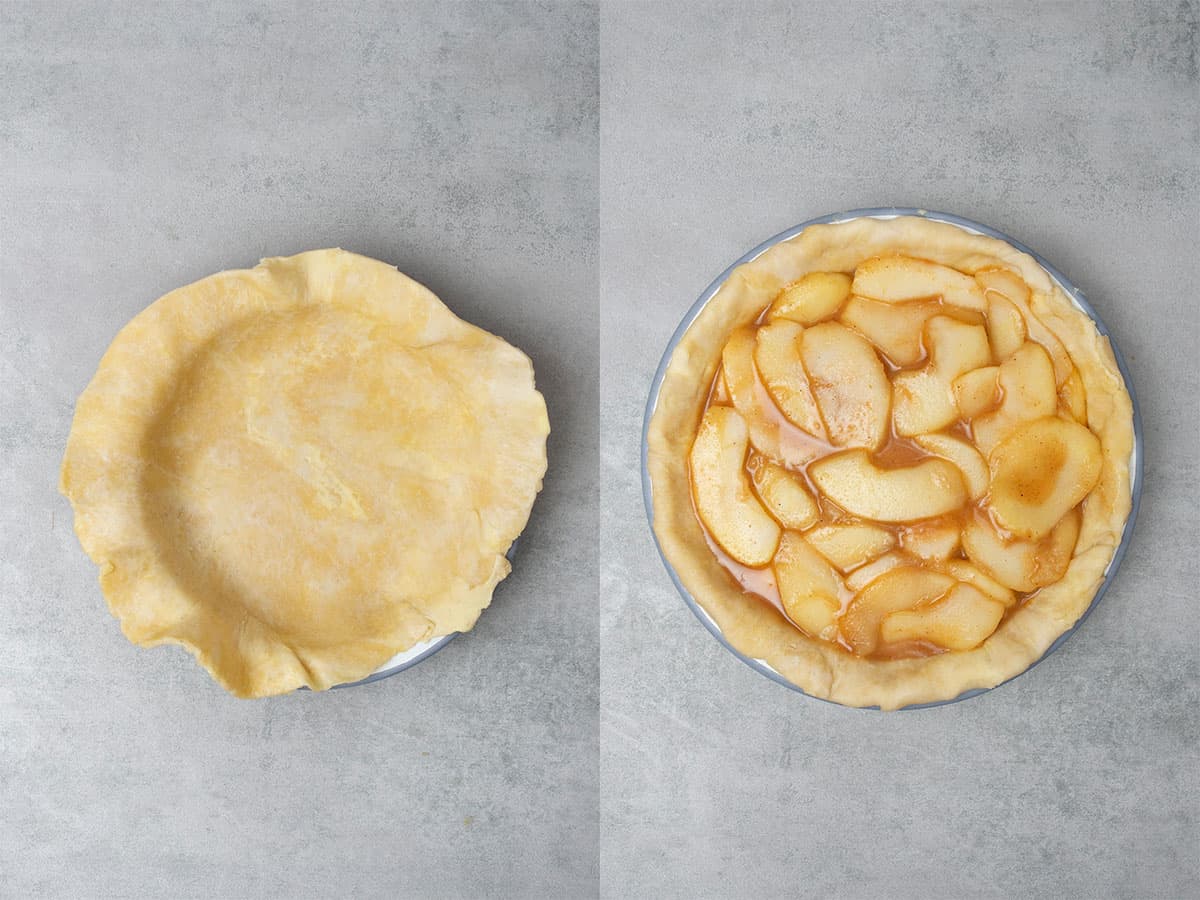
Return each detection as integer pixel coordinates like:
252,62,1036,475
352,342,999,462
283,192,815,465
688,256,1103,660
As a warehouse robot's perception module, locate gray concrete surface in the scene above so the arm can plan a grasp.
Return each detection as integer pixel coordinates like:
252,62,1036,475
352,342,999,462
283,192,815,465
599,2,1198,899
1,2,597,898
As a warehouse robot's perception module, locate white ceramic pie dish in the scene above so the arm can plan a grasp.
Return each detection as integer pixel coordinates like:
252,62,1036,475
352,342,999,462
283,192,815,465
641,208,1143,709
333,632,458,688
328,538,520,689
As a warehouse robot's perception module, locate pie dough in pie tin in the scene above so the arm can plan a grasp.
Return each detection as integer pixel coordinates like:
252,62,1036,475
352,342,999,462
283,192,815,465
328,537,518,690
642,208,1142,710
61,249,549,698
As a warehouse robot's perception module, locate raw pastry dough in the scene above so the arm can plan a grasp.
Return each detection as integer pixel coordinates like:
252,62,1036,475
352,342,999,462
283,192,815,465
61,249,549,697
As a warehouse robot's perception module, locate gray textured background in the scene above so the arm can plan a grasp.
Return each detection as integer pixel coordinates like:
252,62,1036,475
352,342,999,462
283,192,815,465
600,2,1198,899
3,1,1199,899
1,2,597,898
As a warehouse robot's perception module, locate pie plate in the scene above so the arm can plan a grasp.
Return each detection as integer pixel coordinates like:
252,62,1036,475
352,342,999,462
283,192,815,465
641,208,1143,710
328,633,457,690
326,539,520,690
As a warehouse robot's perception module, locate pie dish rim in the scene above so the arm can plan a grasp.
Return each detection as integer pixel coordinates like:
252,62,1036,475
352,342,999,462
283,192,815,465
330,537,520,690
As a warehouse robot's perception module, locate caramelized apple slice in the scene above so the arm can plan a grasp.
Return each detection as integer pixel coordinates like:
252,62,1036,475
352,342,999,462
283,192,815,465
711,365,730,405
748,455,820,530
912,433,989,500
852,255,986,310
942,560,1016,607
986,295,1027,363
893,316,992,436
900,518,961,561
845,551,909,591
722,326,821,467
961,507,1081,592
971,342,1058,454
805,523,896,573
753,321,826,438
689,406,781,566
1034,508,1083,585
880,583,1005,651
721,326,760,415
1061,367,1088,424
841,567,955,655
799,322,890,450
974,267,1030,306
809,449,967,522
1026,322,1074,387
774,532,842,639
722,326,764,418
988,416,1102,540
953,366,1000,419
839,296,940,366
976,268,1073,385
769,272,851,325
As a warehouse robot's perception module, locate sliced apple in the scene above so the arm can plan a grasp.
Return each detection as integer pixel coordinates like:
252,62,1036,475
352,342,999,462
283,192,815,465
892,316,992,435
961,507,1081,592
986,295,1027,363
1032,511,1089,588
880,583,1005,651
845,551,909,591
912,433,989,500
953,366,1000,419
900,518,961,562
1026,326,1074,387
774,532,842,640
748,455,820,531
975,267,1030,306
711,366,730,405
804,523,896,573
769,272,852,325
977,268,1073,385
689,406,781,566
1061,367,1088,424
942,560,1016,607
839,296,940,366
753,320,826,438
841,567,955,655
1034,508,1082,586
809,449,967,522
987,416,1102,540
722,325,822,468
971,342,1058,454
852,255,985,310
960,511,1029,592
722,325,761,416
796,321,890,450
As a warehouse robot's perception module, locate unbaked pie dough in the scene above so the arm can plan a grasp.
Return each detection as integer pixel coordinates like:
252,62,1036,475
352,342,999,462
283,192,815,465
647,217,1133,709
61,249,549,697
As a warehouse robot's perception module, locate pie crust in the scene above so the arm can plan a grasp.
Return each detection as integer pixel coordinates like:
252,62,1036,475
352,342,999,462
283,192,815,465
61,249,549,697
646,217,1133,709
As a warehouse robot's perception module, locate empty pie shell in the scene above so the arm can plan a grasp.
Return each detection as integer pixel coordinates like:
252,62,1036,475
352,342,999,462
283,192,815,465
61,249,549,697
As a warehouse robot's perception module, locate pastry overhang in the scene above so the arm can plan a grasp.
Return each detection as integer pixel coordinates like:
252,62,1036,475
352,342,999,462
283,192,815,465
61,249,549,697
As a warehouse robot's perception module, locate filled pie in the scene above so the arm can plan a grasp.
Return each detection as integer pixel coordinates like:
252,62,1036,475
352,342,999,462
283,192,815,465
61,250,549,697
647,217,1134,709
